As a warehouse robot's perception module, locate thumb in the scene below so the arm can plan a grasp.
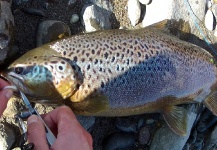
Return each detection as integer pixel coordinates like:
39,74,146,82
27,115,49,150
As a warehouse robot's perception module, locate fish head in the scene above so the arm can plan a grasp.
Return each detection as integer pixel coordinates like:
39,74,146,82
2,55,83,103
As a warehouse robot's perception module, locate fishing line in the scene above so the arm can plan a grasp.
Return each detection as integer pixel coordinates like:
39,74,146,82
183,0,217,56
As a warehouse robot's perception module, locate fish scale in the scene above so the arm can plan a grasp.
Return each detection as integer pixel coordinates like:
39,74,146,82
3,21,217,136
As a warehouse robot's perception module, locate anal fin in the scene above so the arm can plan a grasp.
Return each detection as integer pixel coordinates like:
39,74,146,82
162,105,187,136
203,91,217,116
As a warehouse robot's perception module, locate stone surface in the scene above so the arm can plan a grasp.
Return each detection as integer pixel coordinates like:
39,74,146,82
76,116,95,131
115,117,137,133
37,20,71,46
103,132,135,150
82,4,112,32
0,0,15,63
139,0,152,5
150,105,197,150
70,14,80,24
139,126,150,145
205,9,215,31
142,0,207,40
127,0,141,26
0,122,16,150
204,125,217,149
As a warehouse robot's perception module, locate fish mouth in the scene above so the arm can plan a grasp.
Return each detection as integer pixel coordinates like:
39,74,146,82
7,72,24,81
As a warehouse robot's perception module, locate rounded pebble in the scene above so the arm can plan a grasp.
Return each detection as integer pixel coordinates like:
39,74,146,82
70,14,79,24
127,0,141,26
0,123,16,150
139,126,150,145
146,118,155,124
103,132,135,150
115,118,137,133
37,20,71,46
139,0,152,5
205,9,215,31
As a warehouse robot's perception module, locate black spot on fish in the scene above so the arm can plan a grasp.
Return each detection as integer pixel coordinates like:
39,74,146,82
101,82,105,88
104,52,108,59
105,44,109,48
73,56,77,62
61,61,65,64
145,44,149,49
86,53,90,57
94,59,98,64
138,52,141,57
51,61,58,64
116,53,120,57
116,65,120,71
99,68,102,72
59,66,63,71
34,56,37,59
145,54,149,60
111,57,115,62
87,64,90,70
76,84,80,89
81,58,85,62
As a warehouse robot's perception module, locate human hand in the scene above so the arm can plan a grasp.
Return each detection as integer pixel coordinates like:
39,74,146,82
27,106,93,150
0,78,13,116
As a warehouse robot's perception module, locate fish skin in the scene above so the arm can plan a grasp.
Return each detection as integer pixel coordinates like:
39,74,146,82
3,22,217,136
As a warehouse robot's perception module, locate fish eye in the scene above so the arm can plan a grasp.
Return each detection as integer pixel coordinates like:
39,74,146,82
14,67,24,74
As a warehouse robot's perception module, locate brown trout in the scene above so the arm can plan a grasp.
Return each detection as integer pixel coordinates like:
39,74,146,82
2,21,217,136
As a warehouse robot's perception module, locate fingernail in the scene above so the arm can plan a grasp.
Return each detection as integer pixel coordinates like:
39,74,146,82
5,90,13,99
28,115,39,125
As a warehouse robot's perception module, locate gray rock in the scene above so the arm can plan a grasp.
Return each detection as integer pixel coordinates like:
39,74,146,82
103,132,135,150
70,14,80,24
0,0,15,63
139,126,150,145
90,0,113,11
82,4,112,32
139,0,152,5
76,116,95,131
37,20,71,46
204,125,217,150
205,9,215,31
150,105,197,150
115,117,137,133
142,0,206,40
0,122,16,150
127,0,141,26
68,0,77,8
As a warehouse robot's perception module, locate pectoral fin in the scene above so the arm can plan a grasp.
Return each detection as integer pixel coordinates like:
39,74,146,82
203,91,217,116
162,105,187,136
67,94,109,115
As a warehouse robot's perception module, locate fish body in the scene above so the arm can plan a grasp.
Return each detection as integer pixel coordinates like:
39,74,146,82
3,21,217,135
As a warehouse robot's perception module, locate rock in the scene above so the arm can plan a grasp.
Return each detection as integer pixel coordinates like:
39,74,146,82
0,122,16,150
139,0,152,5
127,0,141,26
137,117,145,129
205,9,215,31
103,132,135,150
146,118,155,124
139,126,150,145
0,0,15,63
82,4,112,32
70,14,79,24
76,116,95,131
150,105,197,150
37,20,71,46
68,0,77,8
90,0,113,11
204,125,217,149
115,117,137,133
142,0,207,40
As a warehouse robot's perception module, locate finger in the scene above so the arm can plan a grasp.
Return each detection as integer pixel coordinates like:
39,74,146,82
43,106,93,150
27,115,49,150
0,79,10,90
0,89,13,116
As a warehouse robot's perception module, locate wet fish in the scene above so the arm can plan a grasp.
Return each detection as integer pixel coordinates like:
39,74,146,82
2,20,217,136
